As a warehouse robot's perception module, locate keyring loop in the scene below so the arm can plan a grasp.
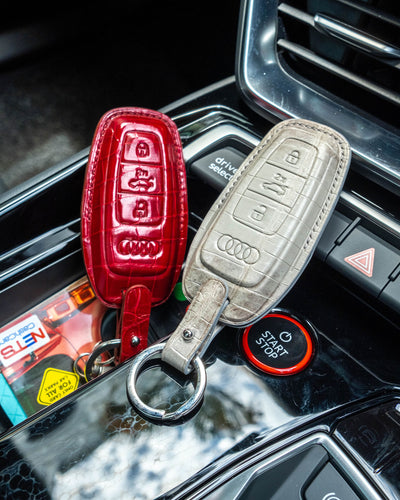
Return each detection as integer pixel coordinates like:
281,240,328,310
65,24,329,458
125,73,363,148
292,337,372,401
126,343,207,423
73,352,91,378
85,338,121,381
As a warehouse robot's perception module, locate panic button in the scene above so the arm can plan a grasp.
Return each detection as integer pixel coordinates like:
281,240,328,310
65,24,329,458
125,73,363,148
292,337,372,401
242,313,314,375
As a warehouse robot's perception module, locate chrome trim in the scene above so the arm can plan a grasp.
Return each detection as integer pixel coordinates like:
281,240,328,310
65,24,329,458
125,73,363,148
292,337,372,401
179,112,252,142
314,14,400,59
0,152,88,215
277,39,400,106
171,104,251,129
0,233,79,283
341,191,400,240
183,123,260,163
160,76,237,115
171,104,254,143
278,3,314,26
335,0,400,30
236,0,400,190
188,432,382,499
278,4,400,60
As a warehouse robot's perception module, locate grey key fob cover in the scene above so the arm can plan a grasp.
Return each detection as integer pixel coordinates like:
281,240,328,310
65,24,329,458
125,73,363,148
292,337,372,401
183,119,351,326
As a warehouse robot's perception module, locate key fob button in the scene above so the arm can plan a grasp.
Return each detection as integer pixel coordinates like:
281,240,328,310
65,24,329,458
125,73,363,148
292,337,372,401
123,130,162,164
265,136,318,178
117,194,163,225
248,162,306,208
120,166,164,194
233,193,288,234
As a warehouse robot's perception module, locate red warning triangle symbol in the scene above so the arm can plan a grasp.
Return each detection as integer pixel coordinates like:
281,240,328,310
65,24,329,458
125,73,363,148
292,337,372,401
344,247,375,277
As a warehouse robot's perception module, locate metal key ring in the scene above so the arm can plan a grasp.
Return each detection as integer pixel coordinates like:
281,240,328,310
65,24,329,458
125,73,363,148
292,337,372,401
73,352,91,379
126,343,207,423
85,338,121,381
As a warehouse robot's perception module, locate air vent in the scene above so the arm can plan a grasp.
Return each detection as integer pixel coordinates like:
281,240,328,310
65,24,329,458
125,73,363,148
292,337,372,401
277,0,400,130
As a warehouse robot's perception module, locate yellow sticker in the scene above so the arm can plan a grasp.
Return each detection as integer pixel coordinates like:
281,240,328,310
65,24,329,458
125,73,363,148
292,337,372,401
37,368,79,406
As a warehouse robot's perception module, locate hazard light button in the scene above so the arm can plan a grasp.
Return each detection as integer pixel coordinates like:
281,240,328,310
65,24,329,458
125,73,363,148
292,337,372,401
241,313,314,375
327,225,400,297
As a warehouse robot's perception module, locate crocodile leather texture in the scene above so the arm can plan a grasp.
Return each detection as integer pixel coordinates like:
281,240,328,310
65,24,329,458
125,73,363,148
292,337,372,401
183,119,351,326
116,285,152,363
81,107,188,309
161,279,228,374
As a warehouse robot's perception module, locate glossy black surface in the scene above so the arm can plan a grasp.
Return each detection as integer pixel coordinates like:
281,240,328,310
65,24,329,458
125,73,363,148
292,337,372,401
0,152,87,326
0,300,392,498
0,80,399,499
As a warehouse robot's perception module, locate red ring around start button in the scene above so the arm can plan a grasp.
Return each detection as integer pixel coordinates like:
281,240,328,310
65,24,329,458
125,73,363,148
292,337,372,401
242,313,314,376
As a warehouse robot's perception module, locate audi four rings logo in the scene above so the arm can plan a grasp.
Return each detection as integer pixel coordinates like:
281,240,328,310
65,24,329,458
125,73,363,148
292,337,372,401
217,234,260,264
118,239,160,257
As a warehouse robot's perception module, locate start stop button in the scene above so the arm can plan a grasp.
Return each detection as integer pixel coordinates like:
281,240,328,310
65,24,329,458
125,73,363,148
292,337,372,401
242,312,314,375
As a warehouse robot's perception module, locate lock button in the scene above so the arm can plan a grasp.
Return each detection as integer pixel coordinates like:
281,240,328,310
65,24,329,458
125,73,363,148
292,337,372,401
286,149,300,164
123,131,162,164
265,137,318,178
250,204,267,221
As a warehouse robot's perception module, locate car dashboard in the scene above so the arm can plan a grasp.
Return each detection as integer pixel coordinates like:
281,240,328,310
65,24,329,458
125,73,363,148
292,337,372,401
0,1,399,499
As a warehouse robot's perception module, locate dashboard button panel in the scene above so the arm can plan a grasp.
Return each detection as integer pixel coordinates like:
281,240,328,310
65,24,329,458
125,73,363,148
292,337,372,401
327,225,400,297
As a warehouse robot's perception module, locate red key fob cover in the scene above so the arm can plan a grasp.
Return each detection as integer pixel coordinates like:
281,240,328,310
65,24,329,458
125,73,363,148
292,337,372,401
81,107,188,308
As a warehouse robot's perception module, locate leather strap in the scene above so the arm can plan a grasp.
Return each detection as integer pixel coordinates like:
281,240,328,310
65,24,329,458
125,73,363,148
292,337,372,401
116,285,152,363
161,279,228,374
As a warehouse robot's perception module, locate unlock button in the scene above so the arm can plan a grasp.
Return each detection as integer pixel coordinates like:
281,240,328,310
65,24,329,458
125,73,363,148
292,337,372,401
233,191,288,235
117,195,163,226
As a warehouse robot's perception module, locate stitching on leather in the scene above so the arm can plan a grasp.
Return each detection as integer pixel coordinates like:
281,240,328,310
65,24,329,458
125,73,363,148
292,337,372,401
297,122,348,251
83,108,184,222
213,119,349,323
217,119,346,208
215,119,348,251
